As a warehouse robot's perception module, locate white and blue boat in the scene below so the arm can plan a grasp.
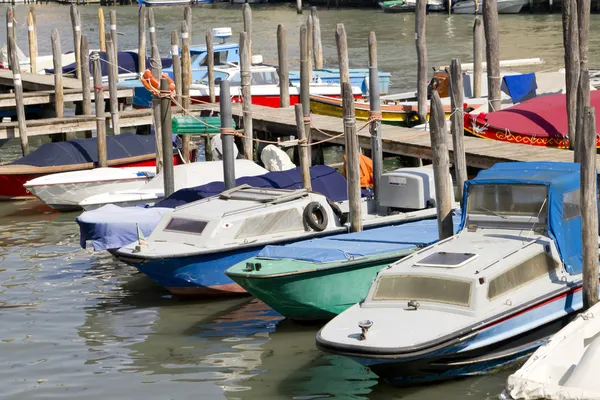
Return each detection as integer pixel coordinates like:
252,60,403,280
317,162,599,385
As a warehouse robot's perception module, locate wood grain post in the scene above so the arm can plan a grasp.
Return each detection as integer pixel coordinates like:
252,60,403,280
483,0,501,112
9,36,29,155
297,0,302,14
307,13,313,77
242,4,252,60
27,7,37,74
277,24,289,108
220,80,236,190
81,35,91,116
300,24,312,166
181,20,191,163
581,105,599,310
473,16,483,98
160,78,175,197
336,24,362,233
98,7,106,52
148,8,162,173
70,5,82,79
311,7,323,70
368,32,383,206
240,31,253,160
148,8,157,59
92,53,107,167
576,70,591,161
563,0,579,153
429,90,454,240
51,29,64,119
105,34,120,135
576,0,590,159
415,0,427,123
294,103,312,191
184,6,192,44
138,4,146,74
171,30,182,105
110,9,118,59
206,28,216,104
6,7,15,45
450,59,467,200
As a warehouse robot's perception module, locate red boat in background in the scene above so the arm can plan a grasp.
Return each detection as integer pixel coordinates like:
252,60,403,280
464,91,600,148
0,133,188,200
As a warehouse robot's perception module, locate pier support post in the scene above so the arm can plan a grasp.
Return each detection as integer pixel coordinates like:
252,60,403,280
27,7,37,74
483,0,501,112
171,30,182,105
9,37,29,156
473,17,483,98
81,35,92,116
336,24,362,233
206,28,216,104
242,4,252,60
240,31,253,160
92,53,107,168
148,8,163,173
181,21,191,162
297,0,302,14
311,7,323,70
184,6,192,44
581,105,598,310
277,24,289,108
295,104,312,191
220,80,236,190
160,78,175,198
98,8,106,52
300,24,312,166
415,0,427,123
575,0,590,160
450,59,467,199
307,14,313,77
51,29,64,119
70,5,82,79
6,7,15,47
106,34,120,135
429,90,454,240
138,4,146,74
368,32,383,206
563,0,579,153
110,10,118,61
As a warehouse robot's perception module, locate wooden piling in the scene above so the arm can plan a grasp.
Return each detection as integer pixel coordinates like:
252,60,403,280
110,10,118,59
220,80,236,190
483,0,501,112
171,30,182,105
415,0,427,123
6,7,15,44
576,0,590,159
294,103,312,191
51,29,64,119
105,34,120,135
240,31,253,160
242,4,253,60
27,8,37,74
450,59,467,199
581,105,599,310
148,8,157,57
307,14,314,77
81,35,92,116
297,0,302,14
160,78,175,197
70,5,82,79
181,20,191,163
429,90,454,240
98,8,106,52
336,24,362,233
138,4,146,74
473,16,483,99
9,36,29,156
563,0,579,154
206,28,216,104
368,32,383,206
148,8,163,173
576,70,591,160
300,24,312,166
92,54,107,167
277,24,289,108
311,7,323,70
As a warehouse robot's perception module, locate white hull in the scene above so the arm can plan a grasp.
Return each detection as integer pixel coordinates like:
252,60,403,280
452,0,527,13
189,82,362,98
24,167,155,212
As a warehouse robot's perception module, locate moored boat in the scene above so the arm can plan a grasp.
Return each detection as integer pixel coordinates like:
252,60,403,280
379,0,416,13
317,162,597,385
452,0,528,13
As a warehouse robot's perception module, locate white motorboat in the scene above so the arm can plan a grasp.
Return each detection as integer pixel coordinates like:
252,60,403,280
452,0,528,14
501,301,600,400
24,167,156,212
78,160,269,210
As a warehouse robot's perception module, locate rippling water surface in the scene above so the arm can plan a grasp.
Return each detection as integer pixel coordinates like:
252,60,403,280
0,3,589,399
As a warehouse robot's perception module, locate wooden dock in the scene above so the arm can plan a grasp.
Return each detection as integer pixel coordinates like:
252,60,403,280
0,87,134,109
0,70,83,92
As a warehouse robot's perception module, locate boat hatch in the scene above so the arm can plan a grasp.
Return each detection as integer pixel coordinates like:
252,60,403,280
164,217,209,236
372,275,472,307
219,186,307,204
414,252,478,268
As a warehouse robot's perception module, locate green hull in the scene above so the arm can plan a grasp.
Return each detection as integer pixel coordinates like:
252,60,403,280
226,250,414,321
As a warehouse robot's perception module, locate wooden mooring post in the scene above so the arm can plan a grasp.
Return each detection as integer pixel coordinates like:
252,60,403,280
415,0,427,123
429,90,454,240
92,53,107,168
483,0,501,112
220,79,236,190
473,17,483,98
6,7,15,45
206,28,216,104
171,30,182,105
106,34,120,135
240,31,253,160
336,24,362,233
300,24,312,166
148,8,163,173
9,36,29,155
294,103,312,191
51,29,64,119
307,14,314,76
242,4,252,60
160,78,175,197
98,8,106,52
110,10,118,58
277,24,289,108
81,35,92,116
27,8,37,74
138,4,146,74
181,21,191,162
184,6,192,44
311,7,323,70
368,32,383,206
297,0,302,14
70,5,82,79
563,0,579,153
576,0,590,160
450,59,467,199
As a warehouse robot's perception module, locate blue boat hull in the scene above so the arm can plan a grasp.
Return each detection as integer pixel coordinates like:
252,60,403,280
289,69,391,95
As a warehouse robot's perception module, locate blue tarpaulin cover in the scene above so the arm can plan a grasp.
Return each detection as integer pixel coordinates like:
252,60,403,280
460,162,584,275
12,133,158,167
257,215,461,263
45,52,173,76
502,73,538,104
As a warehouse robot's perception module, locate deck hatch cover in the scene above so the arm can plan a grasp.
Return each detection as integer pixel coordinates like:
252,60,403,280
220,187,306,203
414,252,478,268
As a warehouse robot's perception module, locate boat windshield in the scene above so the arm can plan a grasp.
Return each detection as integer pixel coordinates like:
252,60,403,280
372,275,472,307
164,218,208,236
467,184,548,219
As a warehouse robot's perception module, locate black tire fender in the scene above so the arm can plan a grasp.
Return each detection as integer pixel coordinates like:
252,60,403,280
303,201,329,232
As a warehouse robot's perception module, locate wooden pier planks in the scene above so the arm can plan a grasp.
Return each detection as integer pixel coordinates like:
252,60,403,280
0,87,134,108
0,70,83,91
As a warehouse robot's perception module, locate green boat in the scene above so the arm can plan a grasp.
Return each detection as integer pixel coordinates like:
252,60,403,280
226,216,460,322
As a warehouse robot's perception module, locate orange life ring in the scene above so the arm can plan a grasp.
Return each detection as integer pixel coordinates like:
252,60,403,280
141,69,176,93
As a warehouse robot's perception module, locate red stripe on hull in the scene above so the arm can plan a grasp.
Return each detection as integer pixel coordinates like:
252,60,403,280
166,283,249,297
192,93,361,109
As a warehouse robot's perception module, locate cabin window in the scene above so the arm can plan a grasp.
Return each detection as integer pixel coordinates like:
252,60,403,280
251,71,279,85
235,209,304,239
563,189,581,220
467,184,548,218
164,217,208,235
372,275,472,307
487,252,559,300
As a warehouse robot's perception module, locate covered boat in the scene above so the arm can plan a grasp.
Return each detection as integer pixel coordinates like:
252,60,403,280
453,0,528,13
317,162,598,385
0,133,186,200
465,91,600,148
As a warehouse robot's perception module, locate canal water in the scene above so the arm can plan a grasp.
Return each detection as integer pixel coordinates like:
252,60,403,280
0,4,596,399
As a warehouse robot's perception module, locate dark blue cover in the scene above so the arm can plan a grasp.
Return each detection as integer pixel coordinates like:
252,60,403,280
154,165,350,208
12,133,157,167
503,73,538,103
45,52,173,76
